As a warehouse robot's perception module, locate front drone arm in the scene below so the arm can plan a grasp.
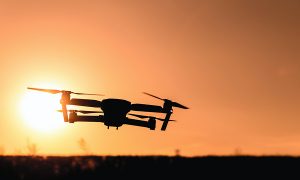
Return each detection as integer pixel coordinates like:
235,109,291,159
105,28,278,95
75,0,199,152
124,117,156,130
124,118,149,128
130,103,163,113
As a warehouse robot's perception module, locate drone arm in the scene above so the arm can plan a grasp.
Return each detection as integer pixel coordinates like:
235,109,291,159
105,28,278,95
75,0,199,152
72,115,105,123
69,98,101,107
131,103,163,113
124,118,151,129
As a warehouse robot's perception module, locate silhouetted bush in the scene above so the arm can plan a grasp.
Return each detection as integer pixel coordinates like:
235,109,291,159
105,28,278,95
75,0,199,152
0,155,299,179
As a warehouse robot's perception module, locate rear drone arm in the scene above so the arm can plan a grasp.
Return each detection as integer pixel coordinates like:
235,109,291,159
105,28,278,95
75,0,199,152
69,98,102,108
69,115,105,123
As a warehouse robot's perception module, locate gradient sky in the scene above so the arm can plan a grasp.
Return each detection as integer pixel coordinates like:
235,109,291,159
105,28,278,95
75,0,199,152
0,0,299,156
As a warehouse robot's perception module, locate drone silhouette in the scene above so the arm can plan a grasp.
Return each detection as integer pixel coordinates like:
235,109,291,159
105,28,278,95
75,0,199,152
27,87,188,131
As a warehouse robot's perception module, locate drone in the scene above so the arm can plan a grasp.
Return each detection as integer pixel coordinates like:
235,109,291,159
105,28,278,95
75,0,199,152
27,87,188,131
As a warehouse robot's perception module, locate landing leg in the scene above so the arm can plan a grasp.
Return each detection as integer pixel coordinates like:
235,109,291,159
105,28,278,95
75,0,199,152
161,110,172,131
61,103,68,122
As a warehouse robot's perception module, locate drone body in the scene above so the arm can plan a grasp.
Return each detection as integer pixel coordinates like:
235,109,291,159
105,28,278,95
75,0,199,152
27,87,188,131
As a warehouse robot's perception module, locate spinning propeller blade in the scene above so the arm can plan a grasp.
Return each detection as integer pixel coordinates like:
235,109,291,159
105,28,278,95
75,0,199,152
143,92,188,109
143,92,164,100
72,92,103,96
27,87,61,94
170,102,189,109
28,87,103,96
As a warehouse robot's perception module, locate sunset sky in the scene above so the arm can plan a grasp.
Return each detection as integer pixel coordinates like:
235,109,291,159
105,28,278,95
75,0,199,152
0,0,299,156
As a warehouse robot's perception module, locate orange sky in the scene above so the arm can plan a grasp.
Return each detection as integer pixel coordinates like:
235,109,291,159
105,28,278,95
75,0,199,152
0,0,299,156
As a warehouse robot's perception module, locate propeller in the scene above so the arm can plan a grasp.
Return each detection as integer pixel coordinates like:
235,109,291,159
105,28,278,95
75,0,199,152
143,92,188,109
128,113,175,122
27,87,103,96
57,110,103,114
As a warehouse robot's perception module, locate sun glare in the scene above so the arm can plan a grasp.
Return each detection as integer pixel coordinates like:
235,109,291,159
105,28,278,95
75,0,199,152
20,89,65,133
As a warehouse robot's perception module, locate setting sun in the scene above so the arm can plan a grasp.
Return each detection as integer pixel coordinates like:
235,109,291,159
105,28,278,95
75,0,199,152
20,89,65,133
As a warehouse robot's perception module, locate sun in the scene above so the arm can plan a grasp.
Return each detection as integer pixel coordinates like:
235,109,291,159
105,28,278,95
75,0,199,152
20,88,65,133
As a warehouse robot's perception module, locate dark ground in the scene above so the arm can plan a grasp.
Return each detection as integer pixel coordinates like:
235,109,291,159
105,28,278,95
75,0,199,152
0,156,299,179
